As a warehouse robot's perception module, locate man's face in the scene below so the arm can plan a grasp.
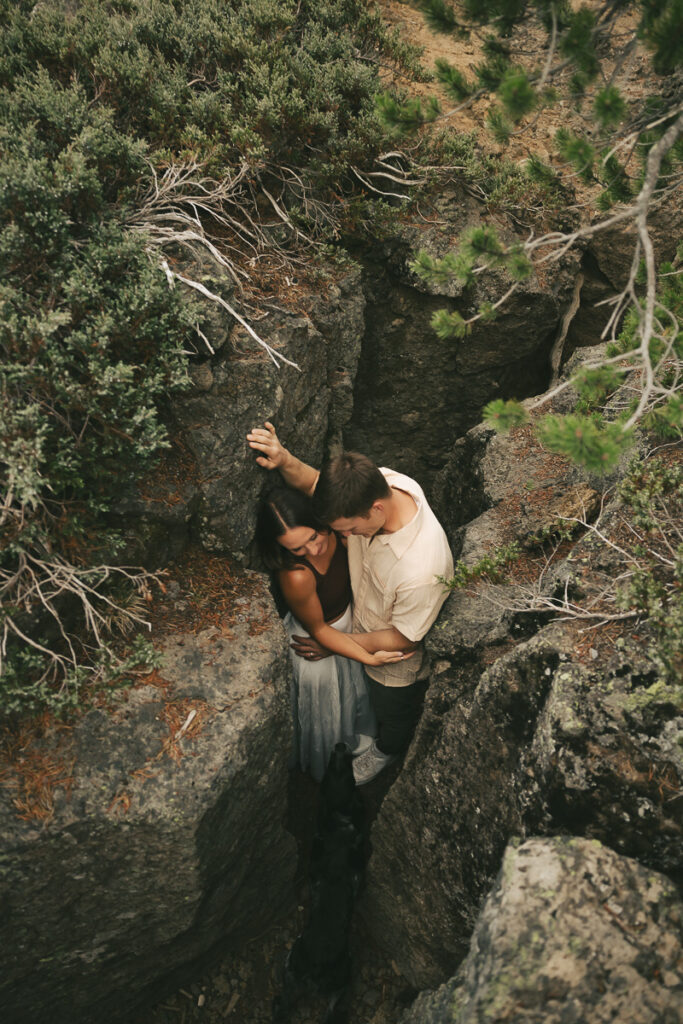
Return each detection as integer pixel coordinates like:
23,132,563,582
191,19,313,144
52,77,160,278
330,503,385,538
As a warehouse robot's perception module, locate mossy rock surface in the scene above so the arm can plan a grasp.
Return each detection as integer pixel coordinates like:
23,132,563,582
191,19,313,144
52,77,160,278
401,836,683,1024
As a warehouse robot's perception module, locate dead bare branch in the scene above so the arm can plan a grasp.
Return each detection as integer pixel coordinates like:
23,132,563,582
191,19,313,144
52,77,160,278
170,272,301,370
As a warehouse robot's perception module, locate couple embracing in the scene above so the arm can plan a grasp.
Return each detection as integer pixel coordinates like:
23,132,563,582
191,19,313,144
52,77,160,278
249,423,453,786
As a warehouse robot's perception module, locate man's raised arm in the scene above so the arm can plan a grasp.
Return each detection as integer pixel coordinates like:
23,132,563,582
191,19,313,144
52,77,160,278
246,421,319,495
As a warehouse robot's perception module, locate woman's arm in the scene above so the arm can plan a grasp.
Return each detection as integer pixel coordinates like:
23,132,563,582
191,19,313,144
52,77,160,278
247,422,319,496
280,569,409,667
291,627,416,661
348,628,417,654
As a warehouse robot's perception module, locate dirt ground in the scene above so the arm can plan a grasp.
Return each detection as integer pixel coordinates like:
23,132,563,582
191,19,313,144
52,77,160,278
378,0,646,188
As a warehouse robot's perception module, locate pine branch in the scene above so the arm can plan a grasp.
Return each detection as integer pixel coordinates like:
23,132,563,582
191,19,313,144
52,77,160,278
435,59,474,101
420,0,460,34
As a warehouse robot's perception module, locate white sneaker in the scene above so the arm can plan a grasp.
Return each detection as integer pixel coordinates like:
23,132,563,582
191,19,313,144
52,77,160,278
352,740,396,785
350,734,375,758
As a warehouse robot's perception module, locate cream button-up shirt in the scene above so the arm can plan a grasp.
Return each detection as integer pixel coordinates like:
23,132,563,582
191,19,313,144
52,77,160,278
348,468,453,688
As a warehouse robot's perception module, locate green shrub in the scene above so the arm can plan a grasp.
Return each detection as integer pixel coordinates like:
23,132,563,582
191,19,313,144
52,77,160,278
0,0,420,192
0,106,197,713
440,541,522,589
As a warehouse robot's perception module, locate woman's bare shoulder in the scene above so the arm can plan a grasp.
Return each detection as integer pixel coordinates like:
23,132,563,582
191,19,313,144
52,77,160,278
279,564,315,592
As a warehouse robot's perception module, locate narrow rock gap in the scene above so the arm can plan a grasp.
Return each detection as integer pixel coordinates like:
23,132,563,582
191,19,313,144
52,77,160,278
137,245,582,1021
342,255,565,490
10,200,679,1023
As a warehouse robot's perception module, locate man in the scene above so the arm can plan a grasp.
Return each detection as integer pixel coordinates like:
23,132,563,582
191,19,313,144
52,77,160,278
247,422,453,784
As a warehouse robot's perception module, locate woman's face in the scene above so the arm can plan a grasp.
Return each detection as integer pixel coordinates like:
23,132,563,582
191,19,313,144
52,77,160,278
277,525,329,559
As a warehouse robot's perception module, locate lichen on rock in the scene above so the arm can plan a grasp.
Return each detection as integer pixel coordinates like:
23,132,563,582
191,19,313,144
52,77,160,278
401,836,683,1024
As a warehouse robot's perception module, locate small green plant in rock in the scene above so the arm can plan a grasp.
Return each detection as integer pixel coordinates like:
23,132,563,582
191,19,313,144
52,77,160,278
0,636,162,719
440,541,522,589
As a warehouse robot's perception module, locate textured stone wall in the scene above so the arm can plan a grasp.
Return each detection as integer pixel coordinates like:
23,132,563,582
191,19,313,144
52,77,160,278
360,630,564,987
344,188,580,490
360,353,682,991
401,837,683,1024
0,576,296,1024
171,270,366,558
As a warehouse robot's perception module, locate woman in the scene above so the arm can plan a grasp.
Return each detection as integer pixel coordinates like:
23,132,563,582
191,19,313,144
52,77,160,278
256,485,406,782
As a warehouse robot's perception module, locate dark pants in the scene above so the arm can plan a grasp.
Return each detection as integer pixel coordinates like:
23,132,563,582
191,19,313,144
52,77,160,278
365,676,428,757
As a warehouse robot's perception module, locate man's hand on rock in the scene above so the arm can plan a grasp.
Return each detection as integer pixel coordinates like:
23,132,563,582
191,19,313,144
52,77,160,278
247,421,288,470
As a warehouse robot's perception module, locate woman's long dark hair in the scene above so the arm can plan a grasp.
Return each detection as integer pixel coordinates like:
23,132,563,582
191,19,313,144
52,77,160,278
255,485,328,571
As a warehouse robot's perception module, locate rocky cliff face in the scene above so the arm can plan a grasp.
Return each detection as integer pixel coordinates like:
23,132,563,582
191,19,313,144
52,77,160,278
345,188,580,487
114,185,582,567
361,629,566,984
400,836,683,1024
359,358,683,1001
0,573,296,1024
2,192,681,1024
172,269,366,557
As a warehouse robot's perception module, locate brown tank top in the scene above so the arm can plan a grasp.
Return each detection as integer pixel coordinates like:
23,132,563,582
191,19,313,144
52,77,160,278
304,535,352,622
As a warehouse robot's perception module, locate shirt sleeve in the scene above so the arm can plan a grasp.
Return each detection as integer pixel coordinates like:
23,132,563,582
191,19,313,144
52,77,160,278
390,578,450,643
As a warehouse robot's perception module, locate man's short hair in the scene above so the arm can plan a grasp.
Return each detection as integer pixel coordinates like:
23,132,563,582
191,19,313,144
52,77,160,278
314,452,391,522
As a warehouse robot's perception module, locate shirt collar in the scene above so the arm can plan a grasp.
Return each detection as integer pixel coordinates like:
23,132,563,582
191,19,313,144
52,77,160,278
375,469,424,559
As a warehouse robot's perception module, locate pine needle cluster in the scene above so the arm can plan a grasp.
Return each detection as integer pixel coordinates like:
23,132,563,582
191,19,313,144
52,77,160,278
375,91,441,134
435,58,473,101
538,415,634,472
420,0,460,34
555,128,595,182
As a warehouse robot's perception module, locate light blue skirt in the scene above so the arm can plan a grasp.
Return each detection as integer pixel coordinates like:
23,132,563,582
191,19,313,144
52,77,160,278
284,604,377,782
